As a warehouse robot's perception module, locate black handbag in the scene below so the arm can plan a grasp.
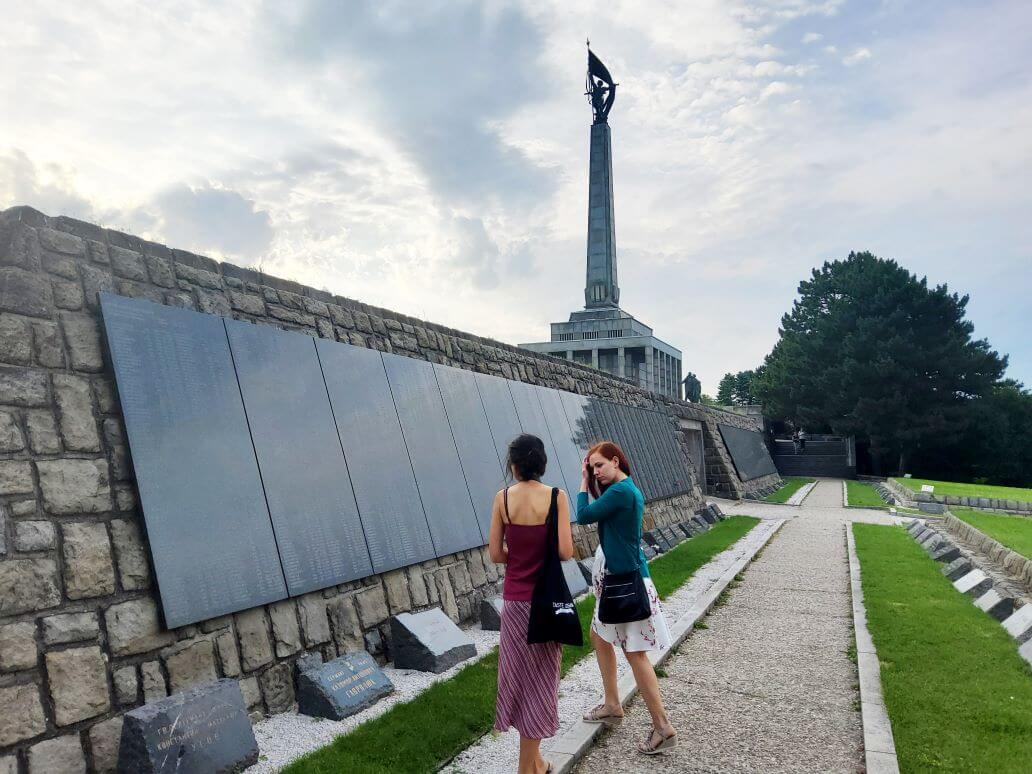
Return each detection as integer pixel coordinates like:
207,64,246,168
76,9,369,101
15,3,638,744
598,565,651,624
527,488,584,646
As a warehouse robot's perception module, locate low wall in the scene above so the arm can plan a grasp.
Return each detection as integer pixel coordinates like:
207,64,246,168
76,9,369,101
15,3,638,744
886,479,1032,515
0,205,756,771
941,515,1032,595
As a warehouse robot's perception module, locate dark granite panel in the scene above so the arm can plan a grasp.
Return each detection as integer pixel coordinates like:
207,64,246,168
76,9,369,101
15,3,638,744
717,423,778,481
474,372,523,477
506,379,567,493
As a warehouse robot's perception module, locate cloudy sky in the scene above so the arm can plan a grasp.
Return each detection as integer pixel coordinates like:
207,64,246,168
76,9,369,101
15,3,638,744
2,0,1029,394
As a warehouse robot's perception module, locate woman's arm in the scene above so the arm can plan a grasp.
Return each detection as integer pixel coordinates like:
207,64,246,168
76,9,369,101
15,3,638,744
488,490,508,564
556,490,574,561
575,484,631,525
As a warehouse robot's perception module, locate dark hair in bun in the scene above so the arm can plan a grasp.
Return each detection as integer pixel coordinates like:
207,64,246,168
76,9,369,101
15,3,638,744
506,434,547,481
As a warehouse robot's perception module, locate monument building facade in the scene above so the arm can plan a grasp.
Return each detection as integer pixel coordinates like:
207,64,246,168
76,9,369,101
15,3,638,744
520,47,683,399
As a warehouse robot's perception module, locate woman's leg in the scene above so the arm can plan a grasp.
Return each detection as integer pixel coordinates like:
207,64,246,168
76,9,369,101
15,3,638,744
625,650,674,736
590,628,623,714
517,735,547,774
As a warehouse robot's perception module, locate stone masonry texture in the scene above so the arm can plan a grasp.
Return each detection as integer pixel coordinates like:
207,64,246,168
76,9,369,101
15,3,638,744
0,205,771,769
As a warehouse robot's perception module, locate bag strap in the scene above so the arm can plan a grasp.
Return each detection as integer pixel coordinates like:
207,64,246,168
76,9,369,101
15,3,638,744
546,488,560,558
502,487,510,525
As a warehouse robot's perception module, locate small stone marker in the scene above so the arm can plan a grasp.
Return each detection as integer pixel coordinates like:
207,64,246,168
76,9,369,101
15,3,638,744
699,509,717,524
973,590,1015,622
577,558,595,585
920,484,935,493
390,608,476,673
1002,604,1032,642
941,557,973,581
918,501,945,514
561,559,589,597
691,516,710,532
641,542,657,560
297,651,394,720
654,531,673,552
953,569,992,598
930,543,960,563
642,531,660,549
480,597,503,631
1020,639,1032,668
660,527,680,547
117,679,257,774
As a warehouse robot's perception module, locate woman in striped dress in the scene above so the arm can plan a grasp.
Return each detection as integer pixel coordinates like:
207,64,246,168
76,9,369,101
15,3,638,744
490,434,574,774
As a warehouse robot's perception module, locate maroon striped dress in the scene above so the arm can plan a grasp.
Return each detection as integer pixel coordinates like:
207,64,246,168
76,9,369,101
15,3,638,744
494,490,562,740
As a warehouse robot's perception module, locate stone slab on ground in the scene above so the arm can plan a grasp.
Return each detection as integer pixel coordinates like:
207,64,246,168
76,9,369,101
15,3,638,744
118,678,257,774
561,559,589,598
954,569,992,597
1002,604,1032,643
479,598,503,631
296,651,393,720
390,608,476,673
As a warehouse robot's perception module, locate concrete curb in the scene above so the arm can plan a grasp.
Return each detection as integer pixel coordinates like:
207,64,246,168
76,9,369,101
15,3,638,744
845,524,901,774
544,518,786,773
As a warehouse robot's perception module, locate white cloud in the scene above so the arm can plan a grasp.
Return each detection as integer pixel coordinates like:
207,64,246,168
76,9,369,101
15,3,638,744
842,47,872,66
802,32,822,43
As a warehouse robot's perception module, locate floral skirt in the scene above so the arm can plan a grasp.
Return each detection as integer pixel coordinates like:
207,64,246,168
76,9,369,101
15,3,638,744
590,546,672,652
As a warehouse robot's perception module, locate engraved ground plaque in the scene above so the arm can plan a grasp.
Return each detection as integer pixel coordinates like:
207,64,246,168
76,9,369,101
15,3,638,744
316,340,436,574
390,608,476,673
226,320,372,595
297,651,394,720
117,679,257,774
100,294,287,628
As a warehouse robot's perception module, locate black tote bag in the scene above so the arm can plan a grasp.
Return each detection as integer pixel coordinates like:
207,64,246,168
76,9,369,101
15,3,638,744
527,488,584,646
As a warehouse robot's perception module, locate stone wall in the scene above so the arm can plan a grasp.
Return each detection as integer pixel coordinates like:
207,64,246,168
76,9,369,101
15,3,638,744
0,205,753,772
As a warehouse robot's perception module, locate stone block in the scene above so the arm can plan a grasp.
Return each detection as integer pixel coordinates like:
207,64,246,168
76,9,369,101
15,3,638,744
561,558,589,597
61,521,116,598
0,267,53,317
0,365,48,406
238,675,261,711
118,679,257,773
0,756,15,774
60,312,104,372
13,520,57,551
36,319,67,367
42,611,100,645
46,645,111,725
269,600,302,658
259,662,295,714
297,651,393,720
38,226,85,256
432,568,460,622
355,584,390,628
407,565,429,607
37,458,112,513
0,460,33,496
578,558,595,585
0,621,38,671
0,313,32,364
53,373,101,452
105,597,175,656
80,263,114,308
297,593,332,647
977,497,991,509
382,568,411,614
973,589,1015,622
28,734,86,774
0,683,47,747
108,518,150,591
140,661,167,702
918,501,946,514
1002,604,1032,643
234,608,274,671
216,629,242,677
114,665,139,705
0,558,61,616
89,714,124,773
53,277,84,310
0,409,24,451
390,608,476,673
953,569,992,598
26,409,61,453
163,637,218,694
930,543,961,564
327,596,363,653
480,597,503,631
109,245,147,281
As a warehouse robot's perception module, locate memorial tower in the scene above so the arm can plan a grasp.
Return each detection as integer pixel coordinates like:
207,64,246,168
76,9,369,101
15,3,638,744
521,46,683,399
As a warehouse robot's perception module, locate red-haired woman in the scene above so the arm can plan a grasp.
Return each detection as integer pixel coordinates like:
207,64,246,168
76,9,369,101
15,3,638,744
576,441,677,755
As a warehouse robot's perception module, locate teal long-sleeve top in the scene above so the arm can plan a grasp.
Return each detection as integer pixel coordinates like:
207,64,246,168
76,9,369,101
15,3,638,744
575,477,650,578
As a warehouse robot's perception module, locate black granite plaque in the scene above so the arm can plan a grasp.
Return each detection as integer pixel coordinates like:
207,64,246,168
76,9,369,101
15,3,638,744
383,353,484,555
559,391,593,455
316,339,436,574
641,409,674,497
507,380,567,492
226,320,372,595
534,385,584,496
117,679,257,774
390,608,477,673
480,597,504,631
717,424,778,481
561,558,589,597
433,363,507,539
100,294,287,628
475,372,523,476
297,651,394,720
619,405,652,499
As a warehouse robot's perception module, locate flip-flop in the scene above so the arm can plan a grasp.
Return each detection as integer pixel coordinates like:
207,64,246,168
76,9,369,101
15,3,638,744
582,703,624,726
637,728,677,755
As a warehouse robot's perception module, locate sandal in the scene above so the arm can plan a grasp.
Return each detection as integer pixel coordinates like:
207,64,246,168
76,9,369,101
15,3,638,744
582,703,624,726
637,728,677,755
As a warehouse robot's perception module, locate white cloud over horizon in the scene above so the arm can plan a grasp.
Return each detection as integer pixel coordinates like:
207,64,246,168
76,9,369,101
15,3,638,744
1,0,1029,395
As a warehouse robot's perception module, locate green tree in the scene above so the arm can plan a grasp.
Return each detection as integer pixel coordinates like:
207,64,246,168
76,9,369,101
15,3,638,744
716,373,737,405
716,369,761,405
754,251,1006,473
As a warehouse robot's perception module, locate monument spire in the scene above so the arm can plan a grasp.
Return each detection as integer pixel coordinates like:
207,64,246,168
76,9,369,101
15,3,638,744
584,47,619,309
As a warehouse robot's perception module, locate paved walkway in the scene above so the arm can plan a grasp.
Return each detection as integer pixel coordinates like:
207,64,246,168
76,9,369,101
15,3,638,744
574,480,898,773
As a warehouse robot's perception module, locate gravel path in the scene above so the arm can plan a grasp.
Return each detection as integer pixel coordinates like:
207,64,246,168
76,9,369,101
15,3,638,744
574,480,899,773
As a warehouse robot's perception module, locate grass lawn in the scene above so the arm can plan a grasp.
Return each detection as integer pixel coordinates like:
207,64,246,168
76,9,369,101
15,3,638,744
285,516,759,774
853,524,1032,773
763,476,814,504
892,477,1032,502
846,480,887,508
952,508,1032,559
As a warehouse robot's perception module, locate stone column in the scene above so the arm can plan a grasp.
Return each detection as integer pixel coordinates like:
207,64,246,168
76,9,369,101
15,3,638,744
591,348,599,369
645,345,654,392
617,346,625,378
